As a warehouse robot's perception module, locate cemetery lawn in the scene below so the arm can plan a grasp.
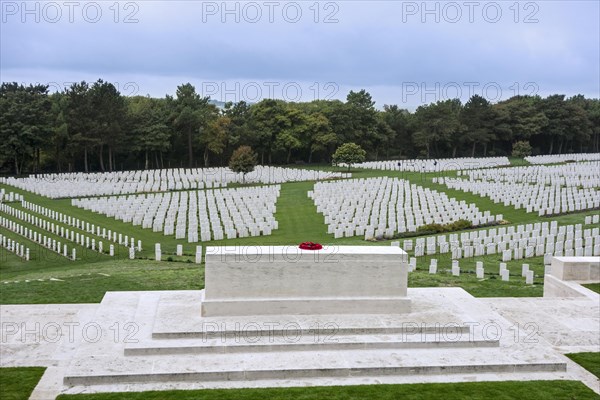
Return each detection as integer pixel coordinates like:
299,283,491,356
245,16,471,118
566,352,600,378
1,165,598,304
583,283,600,294
55,380,600,400
0,367,46,400
0,259,202,304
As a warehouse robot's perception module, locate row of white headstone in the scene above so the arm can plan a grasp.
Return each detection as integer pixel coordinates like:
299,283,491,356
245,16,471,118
525,153,600,164
0,203,135,257
349,157,510,172
0,168,230,199
0,166,350,199
585,215,600,225
309,177,501,239
456,162,600,188
72,186,281,243
0,233,31,261
19,199,138,250
391,242,536,283
0,190,23,203
154,243,203,263
444,180,598,216
401,221,600,261
0,216,74,260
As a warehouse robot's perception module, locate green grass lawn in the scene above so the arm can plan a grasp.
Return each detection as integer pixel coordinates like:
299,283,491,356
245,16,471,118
583,283,600,294
567,352,600,378
55,380,600,400
1,162,598,304
0,367,46,400
0,258,202,304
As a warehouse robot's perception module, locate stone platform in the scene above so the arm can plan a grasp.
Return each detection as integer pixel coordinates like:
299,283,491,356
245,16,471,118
50,288,574,395
3,287,600,397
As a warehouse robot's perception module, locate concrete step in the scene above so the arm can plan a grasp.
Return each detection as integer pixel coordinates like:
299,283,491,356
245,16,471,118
64,347,567,387
125,333,499,355
152,324,473,339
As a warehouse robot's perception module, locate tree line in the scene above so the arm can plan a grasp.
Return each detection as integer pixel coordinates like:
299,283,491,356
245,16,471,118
1,80,598,175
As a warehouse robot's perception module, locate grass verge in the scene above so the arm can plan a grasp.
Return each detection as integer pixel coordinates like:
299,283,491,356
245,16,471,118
0,367,46,400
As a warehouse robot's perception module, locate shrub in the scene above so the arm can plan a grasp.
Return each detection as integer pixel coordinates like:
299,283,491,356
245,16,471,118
416,219,473,234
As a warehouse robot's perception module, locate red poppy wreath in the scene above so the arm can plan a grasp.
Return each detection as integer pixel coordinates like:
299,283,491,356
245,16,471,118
299,242,323,250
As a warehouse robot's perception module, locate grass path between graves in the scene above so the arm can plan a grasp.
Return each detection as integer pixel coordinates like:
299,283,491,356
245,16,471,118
1,163,598,304
55,380,600,400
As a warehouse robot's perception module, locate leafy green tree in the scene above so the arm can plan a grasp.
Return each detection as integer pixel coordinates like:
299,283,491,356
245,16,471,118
332,142,366,171
585,98,600,152
64,81,96,172
49,92,69,172
305,112,336,163
202,115,231,166
413,99,463,158
171,83,213,167
512,141,532,158
229,145,258,182
275,107,308,164
89,79,126,171
460,95,496,156
127,96,172,169
345,90,378,152
223,101,251,148
370,116,395,161
382,105,413,158
0,83,52,175
539,94,591,154
249,99,290,164
494,96,547,153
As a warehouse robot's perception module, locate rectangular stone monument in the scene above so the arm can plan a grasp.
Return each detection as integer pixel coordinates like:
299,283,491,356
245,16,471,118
202,246,410,316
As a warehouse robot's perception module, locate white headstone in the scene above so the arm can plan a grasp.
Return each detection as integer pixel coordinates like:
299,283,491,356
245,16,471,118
195,245,202,264
476,266,484,279
525,270,534,285
428,259,437,274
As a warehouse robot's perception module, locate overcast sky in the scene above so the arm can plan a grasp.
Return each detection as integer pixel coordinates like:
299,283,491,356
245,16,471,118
1,0,598,109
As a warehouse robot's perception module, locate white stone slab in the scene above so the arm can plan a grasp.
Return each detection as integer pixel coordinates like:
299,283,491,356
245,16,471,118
203,246,410,316
550,256,600,281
